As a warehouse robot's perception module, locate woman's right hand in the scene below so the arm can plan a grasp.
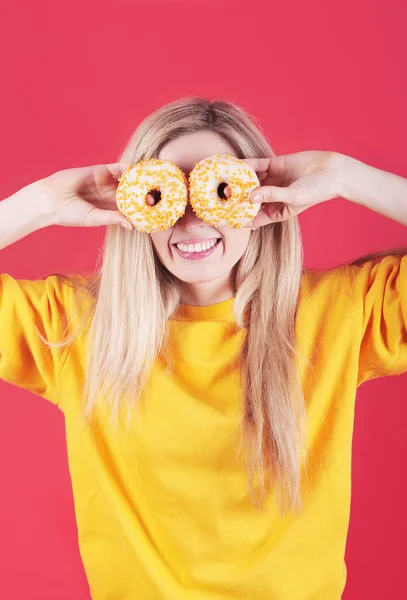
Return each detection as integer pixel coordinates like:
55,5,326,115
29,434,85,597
38,163,134,230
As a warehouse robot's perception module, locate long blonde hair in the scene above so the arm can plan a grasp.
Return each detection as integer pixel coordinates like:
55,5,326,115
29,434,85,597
41,97,407,515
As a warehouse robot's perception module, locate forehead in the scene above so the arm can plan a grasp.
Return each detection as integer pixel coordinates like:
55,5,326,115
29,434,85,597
157,131,237,176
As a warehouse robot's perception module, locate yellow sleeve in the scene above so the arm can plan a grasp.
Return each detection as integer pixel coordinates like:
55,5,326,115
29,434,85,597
0,274,72,409
349,254,407,385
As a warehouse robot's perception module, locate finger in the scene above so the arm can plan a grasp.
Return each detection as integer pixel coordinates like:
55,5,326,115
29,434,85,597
249,185,290,204
223,182,286,207
243,210,275,229
223,162,282,198
243,155,291,187
83,207,133,229
74,162,131,181
243,201,293,228
105,162,132,181
145,193,155,206
242,158,272,176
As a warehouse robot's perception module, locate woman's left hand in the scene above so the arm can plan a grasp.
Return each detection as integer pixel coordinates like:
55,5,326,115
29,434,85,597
225,150,348,228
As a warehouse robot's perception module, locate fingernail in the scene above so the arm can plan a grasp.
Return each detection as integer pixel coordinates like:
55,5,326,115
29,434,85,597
252,193,263,202
120,222,132,230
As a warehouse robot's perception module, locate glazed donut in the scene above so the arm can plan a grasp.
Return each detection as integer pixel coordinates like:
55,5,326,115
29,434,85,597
116,158,188,233
189,153,261,229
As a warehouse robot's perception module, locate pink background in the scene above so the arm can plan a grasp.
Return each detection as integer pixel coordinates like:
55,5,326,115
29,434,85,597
0,0,406,597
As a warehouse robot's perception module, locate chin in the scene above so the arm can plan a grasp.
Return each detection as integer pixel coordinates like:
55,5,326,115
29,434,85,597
175,272,220,285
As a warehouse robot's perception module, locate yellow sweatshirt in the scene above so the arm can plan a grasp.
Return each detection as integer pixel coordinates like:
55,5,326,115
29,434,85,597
1,254,406,600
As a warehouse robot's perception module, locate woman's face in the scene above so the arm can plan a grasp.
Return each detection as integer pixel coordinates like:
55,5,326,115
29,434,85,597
150,131,253,295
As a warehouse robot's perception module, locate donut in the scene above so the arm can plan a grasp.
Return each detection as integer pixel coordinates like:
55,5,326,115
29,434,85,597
116,158,188,233
188,153,261,229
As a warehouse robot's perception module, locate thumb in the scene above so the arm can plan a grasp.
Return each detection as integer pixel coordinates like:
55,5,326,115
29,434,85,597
249,185,290,204
84,208,133,229
105,162,132,180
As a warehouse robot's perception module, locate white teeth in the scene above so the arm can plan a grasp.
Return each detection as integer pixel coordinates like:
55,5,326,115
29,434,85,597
176,239,218,252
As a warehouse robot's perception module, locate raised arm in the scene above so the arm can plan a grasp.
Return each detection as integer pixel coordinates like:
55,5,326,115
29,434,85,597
0,183,51,250
0,162,133,251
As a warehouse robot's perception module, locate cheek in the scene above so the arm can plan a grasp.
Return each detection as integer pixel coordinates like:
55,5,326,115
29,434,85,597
150,230,172,258
225,230,251,257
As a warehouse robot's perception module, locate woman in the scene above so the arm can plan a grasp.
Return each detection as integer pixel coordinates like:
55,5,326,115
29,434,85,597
0,97,406,599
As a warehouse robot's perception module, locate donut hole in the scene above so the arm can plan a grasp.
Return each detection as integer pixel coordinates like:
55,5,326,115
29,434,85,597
217,182,229,200
146,188,161,206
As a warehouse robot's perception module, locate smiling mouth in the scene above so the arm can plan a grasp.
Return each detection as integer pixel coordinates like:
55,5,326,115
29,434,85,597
172,238,222,258
172,238,221,250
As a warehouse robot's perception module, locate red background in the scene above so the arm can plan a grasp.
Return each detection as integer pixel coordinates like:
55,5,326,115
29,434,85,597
0,0,406,597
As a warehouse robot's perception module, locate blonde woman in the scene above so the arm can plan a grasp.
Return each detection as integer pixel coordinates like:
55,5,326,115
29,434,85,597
0,97,406,599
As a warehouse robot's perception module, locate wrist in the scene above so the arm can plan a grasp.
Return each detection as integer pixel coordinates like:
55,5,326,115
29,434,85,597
328,152,359,201
0,181,55,250
334,154,370,204
13,180,55,230
333,154,407,225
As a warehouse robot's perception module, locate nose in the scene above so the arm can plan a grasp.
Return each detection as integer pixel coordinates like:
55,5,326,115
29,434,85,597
177,201,205,230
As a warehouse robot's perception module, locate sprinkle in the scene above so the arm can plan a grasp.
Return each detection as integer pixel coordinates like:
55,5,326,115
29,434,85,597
189,153,261,228
115,153,261,232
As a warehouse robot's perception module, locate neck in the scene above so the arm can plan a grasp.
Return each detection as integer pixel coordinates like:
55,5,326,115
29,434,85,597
179,269,236,306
